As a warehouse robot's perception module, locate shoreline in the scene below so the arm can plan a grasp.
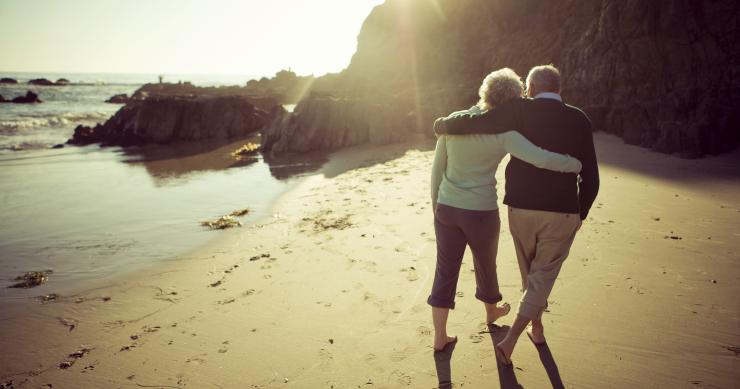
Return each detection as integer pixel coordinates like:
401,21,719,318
0,136,309,302
0,133,738,388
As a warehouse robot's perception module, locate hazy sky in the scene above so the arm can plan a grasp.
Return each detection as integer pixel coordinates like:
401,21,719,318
0,0,384,77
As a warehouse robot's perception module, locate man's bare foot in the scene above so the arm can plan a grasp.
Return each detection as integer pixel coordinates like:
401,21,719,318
486,302,511,324
434,335,457,351
526,321,546,345
495,338,516,365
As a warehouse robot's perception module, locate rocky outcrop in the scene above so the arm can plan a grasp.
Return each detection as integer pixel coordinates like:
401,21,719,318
68,96,268,147
55,78,70,85
105,93,130,104
245,69,316,104
262,87,469,154
67,124,106,145
0,91,42,104
130,82,280,111
28,78,54,86
0,78,18,84
262,0,740,157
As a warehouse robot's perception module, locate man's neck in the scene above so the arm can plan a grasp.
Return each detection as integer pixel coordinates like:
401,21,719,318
533,92,562,102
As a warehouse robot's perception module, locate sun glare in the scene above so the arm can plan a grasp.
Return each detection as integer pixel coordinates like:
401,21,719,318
0,0,385,77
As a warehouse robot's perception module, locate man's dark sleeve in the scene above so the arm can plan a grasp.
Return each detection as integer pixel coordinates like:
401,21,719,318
434,100,521,135
577,117,600,220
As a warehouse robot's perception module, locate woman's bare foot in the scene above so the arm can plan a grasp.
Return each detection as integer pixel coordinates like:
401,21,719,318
485,302,511,324
434,335,457,351
495,337,516,365
526,320,546,345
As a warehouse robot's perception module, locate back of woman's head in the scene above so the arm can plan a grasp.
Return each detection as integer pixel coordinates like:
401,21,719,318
477,68,524,110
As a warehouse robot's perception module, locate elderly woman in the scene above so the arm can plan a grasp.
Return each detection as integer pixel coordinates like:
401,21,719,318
429,68,582,351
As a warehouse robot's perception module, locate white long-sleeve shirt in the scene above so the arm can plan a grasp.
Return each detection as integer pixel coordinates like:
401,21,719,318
431,107,582,211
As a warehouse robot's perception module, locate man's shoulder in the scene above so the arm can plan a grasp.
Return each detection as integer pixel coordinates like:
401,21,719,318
488,98,529,117
563,102,591,126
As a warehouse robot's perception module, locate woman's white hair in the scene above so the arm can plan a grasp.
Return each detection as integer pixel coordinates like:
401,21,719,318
477,67,524,110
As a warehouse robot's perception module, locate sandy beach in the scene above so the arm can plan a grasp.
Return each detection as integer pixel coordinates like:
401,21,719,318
1,132,738,388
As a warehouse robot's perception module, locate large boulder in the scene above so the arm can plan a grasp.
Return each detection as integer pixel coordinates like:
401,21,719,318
28,78,54,86
67,124,106,146
262,0,740,157
105,93,130,104
67,96,268,147
0,77,18,84
55,78,70,85
10,91,42,104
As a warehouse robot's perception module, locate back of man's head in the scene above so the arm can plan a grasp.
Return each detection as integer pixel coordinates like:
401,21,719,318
526,64,561,97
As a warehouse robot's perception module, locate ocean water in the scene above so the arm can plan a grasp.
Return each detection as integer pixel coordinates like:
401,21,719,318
0,72,319,301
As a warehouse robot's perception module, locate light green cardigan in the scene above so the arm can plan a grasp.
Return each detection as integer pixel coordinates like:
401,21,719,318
431,107,582,211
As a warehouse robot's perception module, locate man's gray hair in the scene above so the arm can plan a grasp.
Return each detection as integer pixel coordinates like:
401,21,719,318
526,64,561,94
477,67,524,110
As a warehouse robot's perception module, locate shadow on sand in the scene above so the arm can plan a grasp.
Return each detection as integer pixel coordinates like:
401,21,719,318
119,136,435,186
433,323,567,388
594,133,740,182
433,338,457,389
486,323,565,389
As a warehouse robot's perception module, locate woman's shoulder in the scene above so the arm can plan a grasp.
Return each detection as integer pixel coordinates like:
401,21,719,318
445,105,484,119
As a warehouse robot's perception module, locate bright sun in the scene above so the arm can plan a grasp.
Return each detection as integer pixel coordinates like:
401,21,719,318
0,0,386,76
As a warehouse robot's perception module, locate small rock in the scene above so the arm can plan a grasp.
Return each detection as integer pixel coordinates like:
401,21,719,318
38,293,59,303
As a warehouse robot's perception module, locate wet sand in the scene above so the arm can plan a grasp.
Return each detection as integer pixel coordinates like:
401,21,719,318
0,133,738,388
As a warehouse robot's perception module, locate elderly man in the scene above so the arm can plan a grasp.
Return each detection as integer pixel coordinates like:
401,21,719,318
433,64,599,365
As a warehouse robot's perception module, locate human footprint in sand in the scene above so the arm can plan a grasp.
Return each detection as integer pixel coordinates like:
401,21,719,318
434,64,600,365
428,67,583,352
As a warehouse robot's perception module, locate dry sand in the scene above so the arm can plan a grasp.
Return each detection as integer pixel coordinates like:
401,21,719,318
1,133,738,388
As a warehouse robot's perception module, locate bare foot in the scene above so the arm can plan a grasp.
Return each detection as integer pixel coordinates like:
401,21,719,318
434,335,457,351
486,302,511,324
495,338,516,365
526,321,546,345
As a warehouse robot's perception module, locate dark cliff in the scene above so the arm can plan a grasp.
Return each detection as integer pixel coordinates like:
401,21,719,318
263,0,740,157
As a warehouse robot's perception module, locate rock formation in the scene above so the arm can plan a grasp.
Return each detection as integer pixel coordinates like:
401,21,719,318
68,95,269,147
262,0,740,158
0,77,18,84
245,69,316,104
0,91,42,104
55,78,70,85
28,78,54,86
105,93,130,104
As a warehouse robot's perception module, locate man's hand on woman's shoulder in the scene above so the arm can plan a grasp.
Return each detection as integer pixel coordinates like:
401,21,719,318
433,106,484,136
433,117,448,137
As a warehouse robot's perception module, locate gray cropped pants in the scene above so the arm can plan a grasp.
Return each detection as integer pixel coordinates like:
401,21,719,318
428,203,502,309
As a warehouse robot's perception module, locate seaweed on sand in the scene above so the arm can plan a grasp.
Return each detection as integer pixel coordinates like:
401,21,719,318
231,142,260,159
229,208,250,217
9,270,51,288
200,215,243,230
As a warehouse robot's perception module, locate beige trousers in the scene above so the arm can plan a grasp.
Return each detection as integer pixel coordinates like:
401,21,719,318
508,206,581,320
